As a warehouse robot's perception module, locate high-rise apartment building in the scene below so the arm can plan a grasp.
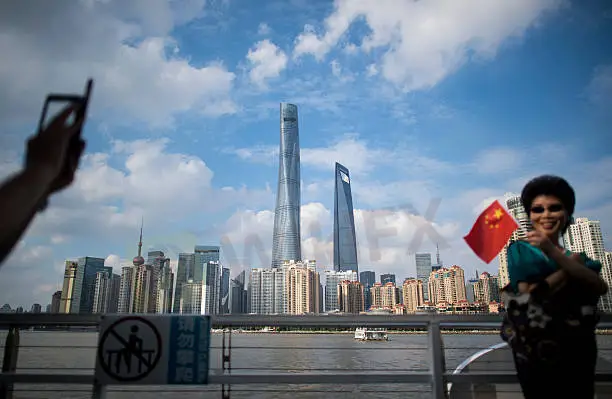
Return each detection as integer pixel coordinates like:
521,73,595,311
564,218,612,312
359,270,375,310
286,262,320,314
473,272,500,304
338,280,365,314
59,260,78,313
271,103,301,268
249,267,284,314
428,266,467,305
155,255,174,314
117,265,134,313
370,282,400,308
498,195,530,288
92,270,120,313
130,264,157,313
466,277,479,303
402,278,424,312
50,291,61,313
415,253,432,301
203,261,222,315
333,162,358,273
325,270,358,312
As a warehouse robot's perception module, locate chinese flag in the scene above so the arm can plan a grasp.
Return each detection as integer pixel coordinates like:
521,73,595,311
463,200,519,264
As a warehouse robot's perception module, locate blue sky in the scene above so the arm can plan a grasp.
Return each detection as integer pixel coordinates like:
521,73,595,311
0,0,610,307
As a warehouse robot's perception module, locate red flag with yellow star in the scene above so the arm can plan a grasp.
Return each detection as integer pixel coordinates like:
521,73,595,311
463,200,519,264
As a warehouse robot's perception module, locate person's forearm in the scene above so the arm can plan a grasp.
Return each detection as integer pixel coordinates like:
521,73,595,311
518,270,567,294
0,166,53,264
549,248,608,295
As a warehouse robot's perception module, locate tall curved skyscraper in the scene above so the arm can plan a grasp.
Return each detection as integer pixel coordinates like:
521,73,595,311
333,162,358,273
271,103,301,268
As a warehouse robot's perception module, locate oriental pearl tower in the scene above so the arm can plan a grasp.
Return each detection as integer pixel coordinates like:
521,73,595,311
133,218,145,267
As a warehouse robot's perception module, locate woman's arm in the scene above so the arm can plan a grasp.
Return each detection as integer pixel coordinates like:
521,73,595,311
518,269,567,294
548,248,608,296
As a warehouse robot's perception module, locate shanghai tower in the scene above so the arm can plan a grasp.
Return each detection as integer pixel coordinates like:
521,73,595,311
333,162,358,273
271,103,301,268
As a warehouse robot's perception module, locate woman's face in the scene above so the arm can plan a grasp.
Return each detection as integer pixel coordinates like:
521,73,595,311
529,194,567,240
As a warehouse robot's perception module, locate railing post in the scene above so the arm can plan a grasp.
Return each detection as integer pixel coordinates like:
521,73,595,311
91,379,106,399
428,320,447,399
0,326,20,399
221,328,231,399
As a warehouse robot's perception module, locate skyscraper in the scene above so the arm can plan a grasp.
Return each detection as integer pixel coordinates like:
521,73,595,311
194,245,220,282
359,271,375,310
271,103,301,268
564,218,612,312
498,194,530,288
325,270,358,312
173,253,195,313
380,274,396,285
50,291,61,313
428,265,467,305
220,267,230,314
230,270,248,314
333,162,358,273
415,253,432,300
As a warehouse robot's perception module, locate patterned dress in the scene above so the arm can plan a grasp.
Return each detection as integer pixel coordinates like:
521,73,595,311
500,241,602,399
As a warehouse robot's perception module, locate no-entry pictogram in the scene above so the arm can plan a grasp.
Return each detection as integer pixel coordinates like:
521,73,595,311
97,316,162,382
95,315,211,386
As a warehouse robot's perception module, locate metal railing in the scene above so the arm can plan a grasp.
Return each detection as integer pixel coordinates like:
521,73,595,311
0,313,611,398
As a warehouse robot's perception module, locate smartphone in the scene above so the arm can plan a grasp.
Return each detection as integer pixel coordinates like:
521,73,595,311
32,80,93,213
37,78,93,136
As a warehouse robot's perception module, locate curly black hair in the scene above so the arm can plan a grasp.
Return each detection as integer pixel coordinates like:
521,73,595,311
520,175,575,232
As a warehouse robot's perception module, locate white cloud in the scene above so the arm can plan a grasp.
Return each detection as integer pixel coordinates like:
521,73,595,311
301,136,390,176
472,147,525,175
218,201,461,280
0,0,236,129
246,39,288,88
257,22,271,35
105,254,122,269
330,60,342,77
0,134,276,305
343,43,358,55
366,63,378,77
0,244,60,307
586,63,612,108
293,0,566,91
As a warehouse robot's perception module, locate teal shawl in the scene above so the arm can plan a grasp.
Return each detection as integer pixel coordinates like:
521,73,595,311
507,240,602,292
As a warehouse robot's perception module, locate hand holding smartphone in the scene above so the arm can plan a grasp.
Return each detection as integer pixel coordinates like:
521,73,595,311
31,79,94,210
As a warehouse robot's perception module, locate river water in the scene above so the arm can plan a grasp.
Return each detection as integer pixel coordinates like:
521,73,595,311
3,331,612,398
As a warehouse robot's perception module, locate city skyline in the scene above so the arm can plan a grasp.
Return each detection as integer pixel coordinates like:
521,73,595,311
0,1,610,307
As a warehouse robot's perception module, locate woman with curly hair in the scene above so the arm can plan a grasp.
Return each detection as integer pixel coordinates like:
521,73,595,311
500,175,608,399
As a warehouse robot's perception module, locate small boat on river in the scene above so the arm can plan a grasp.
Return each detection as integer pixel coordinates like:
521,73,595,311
354,327,388,341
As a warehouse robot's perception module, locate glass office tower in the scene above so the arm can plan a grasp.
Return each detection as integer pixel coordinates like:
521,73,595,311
271,103,302,268
333,162,358,273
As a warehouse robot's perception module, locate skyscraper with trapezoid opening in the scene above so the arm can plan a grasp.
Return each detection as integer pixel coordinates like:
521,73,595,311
333,162,358,274
271,103,301,268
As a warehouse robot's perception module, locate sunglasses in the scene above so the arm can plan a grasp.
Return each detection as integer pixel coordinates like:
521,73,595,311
530,204,564,213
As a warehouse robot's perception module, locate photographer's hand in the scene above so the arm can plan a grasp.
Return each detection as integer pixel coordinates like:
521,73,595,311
0,104,87,265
